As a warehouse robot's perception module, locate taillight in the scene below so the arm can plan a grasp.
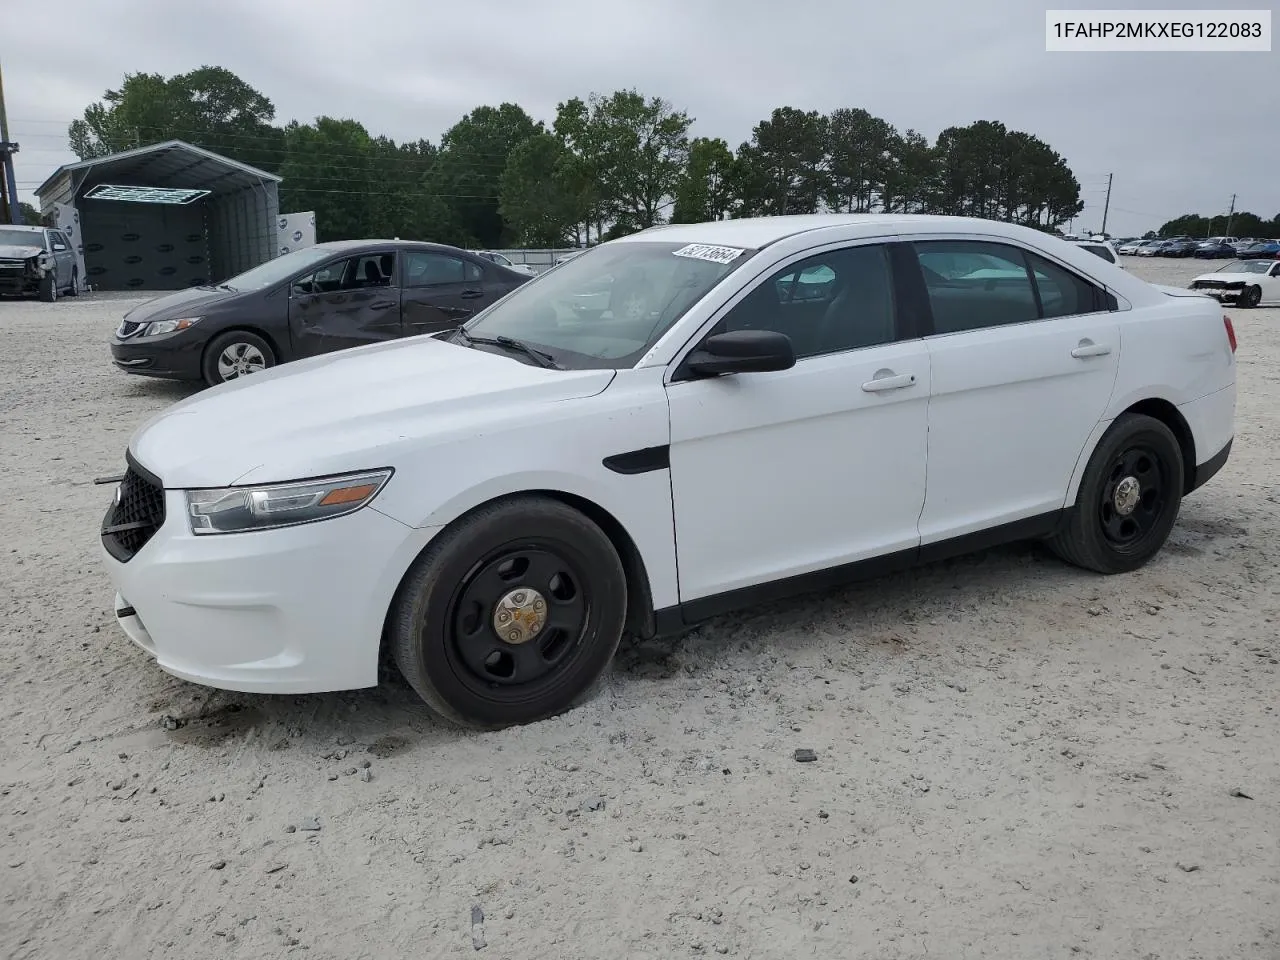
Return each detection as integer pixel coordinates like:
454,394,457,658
1224,315,1237,353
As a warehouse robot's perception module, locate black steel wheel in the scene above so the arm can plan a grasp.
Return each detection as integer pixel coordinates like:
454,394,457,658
1048,413,1184,574
390,496,628,729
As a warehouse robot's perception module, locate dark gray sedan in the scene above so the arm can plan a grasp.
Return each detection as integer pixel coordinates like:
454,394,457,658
109,240,533,386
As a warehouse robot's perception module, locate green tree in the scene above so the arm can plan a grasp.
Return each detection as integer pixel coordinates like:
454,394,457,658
735,107,828,216
67,67,283,172
17,201,50,226
881,129,936,213
671,137,737,223
499,132,587,245
429,103,542,248
582,90,692,229
553,96,610,243
278,117,375,242
824,107,896,213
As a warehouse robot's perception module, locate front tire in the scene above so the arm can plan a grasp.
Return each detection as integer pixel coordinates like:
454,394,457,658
38,271,57,302
201,331,276,386
1048,413,1184,574
1240,285,1262,308
65,268,80,297
390,496,628,729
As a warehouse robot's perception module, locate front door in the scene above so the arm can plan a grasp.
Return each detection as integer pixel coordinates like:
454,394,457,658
908,238,1122,544
666,242,931,604
288,251,403,358
401,250,493,337
48,230,75,285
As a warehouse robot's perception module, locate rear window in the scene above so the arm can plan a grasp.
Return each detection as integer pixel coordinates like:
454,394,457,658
1079,243,1115,263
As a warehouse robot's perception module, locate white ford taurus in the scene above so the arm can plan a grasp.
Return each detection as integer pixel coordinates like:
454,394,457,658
99,214,1237,728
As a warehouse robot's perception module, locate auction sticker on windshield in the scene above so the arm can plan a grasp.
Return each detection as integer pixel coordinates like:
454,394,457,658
672,243,745,264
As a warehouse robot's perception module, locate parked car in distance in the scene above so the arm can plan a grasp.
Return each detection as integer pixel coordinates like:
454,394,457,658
1136,240,1167,257
0,224,81,301
109,240,534,386
98,214,1238,730
1189,258,1280,307
1236,240,1280,259
1117,239,1147,255
476,251,538,276
1161,238,1199,257
1193,240,1238,259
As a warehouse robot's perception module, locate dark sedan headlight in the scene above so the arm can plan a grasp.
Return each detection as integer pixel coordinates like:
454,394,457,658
186,469,393,535
138,317,203,337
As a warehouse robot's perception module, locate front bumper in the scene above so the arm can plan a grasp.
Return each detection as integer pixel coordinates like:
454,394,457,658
110,336,205,381
100,485,439,694
1190,286,1244,304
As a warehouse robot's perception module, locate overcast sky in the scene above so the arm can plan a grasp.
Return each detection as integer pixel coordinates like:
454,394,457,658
5,0,1276,236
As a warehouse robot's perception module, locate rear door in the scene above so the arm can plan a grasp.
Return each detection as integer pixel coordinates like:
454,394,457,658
48,230,75,283
401,250,507,337
909,237,1121,544
287,251,402,358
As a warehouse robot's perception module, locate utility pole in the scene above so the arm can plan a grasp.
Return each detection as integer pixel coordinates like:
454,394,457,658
1099,172,1113,238
1224,193,1236,238
0,60,22,224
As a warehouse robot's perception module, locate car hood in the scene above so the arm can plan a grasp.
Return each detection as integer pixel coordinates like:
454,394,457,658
1191,272,1262,284
129,335,616,488
123,286,242,323
0,244,44,259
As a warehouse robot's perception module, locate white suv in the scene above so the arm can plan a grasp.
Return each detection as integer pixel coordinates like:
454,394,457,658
99,215,1237,728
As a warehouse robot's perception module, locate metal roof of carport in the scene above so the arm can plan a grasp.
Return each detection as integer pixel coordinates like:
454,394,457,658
33,139,281,202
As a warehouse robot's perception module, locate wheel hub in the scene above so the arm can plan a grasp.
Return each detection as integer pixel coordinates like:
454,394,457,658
1113,475,1141,516
492,588,548,644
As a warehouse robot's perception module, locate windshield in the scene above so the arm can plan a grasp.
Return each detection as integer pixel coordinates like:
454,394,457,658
220,246,337,291
460,240,757,369
0,228,43,249
1219,260,1269,274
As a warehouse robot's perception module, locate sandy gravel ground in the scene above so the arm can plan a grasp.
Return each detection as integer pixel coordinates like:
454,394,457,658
1,258,1278,960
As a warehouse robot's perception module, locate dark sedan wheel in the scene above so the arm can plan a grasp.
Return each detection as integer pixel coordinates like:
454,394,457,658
201,331,276,386
390,496,628,729
1240,285,1262,308
1047,413,1184,574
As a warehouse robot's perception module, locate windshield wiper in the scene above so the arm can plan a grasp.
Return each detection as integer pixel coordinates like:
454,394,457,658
455,328,561,369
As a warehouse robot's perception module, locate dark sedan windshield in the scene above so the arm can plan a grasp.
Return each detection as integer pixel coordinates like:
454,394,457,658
461,240,756,369
222,246,338,291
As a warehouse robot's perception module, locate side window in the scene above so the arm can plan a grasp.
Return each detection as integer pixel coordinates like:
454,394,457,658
293,259,349,295
914,241,1039,334
1023,251,1106,318
717,244,897,359
349,252,395,288
404,252,482,287
50,232,70,252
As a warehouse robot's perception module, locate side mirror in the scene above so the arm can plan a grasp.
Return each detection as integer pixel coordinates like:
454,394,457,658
685,330,795,377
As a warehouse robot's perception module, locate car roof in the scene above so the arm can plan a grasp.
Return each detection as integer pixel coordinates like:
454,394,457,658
308,239,474,255
614,214,1086,249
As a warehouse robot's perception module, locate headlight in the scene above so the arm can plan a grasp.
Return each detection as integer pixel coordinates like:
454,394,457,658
139,317,202,337
186,469,393,535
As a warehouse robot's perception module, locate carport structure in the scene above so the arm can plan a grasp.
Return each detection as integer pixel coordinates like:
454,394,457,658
35,140,280,292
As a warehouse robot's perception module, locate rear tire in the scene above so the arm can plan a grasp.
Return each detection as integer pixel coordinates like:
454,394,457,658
390,496,628,729
201,331,276,386
1048,413,1184,574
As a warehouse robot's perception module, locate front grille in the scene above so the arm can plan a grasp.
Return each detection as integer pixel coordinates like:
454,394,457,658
101,464,166,562
117,320,143,338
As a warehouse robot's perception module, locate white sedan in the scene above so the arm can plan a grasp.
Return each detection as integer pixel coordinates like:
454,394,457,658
1189,258,1280,308
99,215,1238,729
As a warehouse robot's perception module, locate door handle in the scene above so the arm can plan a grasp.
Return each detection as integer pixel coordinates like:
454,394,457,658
1071,339,1111,359
460,289,484,299
861,371,917,393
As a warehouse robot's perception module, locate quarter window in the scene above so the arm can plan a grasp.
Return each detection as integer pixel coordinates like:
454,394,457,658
404,252,482,287
715,244,897,359
914,240,1106,334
